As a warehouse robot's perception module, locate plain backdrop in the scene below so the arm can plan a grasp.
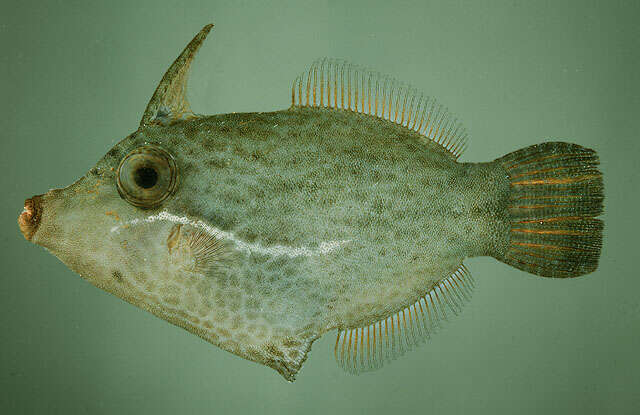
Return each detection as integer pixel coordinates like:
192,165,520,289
2,1,639,414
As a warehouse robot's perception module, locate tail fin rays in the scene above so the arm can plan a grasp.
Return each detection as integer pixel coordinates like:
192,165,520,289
497,142,604,278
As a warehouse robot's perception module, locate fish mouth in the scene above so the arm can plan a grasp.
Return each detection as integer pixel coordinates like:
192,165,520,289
18,195,43,241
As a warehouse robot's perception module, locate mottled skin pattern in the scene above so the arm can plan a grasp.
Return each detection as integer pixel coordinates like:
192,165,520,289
28,106,511,380
21,25,603,381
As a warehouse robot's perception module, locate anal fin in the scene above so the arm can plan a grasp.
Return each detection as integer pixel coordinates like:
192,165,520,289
334,265,474,374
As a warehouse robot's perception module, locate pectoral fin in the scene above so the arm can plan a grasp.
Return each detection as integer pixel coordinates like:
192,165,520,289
139,24,213,127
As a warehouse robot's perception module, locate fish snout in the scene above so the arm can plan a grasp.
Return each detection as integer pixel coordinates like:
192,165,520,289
18,195,43,241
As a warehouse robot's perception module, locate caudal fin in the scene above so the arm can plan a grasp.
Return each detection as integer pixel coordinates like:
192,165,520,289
496,142,604,278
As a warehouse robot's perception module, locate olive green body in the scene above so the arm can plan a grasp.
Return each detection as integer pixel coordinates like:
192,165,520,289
28,106,511,379
126,107,510,328
146,107,511,328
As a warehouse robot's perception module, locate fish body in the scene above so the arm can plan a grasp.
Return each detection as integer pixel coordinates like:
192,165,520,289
18,25,604,380
116,107,510,338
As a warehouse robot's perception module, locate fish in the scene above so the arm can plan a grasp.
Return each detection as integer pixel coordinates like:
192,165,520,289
18,24,604,381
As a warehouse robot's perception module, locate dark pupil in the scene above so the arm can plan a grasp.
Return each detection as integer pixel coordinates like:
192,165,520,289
134,166,158,189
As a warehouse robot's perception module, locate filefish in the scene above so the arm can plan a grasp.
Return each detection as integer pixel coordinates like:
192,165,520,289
18,25,604,381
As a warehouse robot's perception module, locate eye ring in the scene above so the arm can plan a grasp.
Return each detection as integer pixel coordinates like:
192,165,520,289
116,145,178,208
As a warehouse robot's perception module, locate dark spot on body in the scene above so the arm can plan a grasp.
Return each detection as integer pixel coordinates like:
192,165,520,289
105,147,123,160
200,136,227,153
112,270,124,283
206,157,228,169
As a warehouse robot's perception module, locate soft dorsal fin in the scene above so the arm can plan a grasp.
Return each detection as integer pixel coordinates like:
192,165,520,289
140,24,213,128
334,265,474,374
291,59,469,159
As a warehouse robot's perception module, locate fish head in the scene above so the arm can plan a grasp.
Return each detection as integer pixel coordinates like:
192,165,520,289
18,125,314,381
17,24,317,381
18,130,188,293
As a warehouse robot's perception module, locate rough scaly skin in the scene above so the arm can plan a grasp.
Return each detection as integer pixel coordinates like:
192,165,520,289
29,106,511,380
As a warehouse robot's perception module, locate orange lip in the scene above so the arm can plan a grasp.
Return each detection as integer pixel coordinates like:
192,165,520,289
18,195,42,241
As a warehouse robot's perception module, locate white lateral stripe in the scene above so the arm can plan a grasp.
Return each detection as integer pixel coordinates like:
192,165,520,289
110,210,350,258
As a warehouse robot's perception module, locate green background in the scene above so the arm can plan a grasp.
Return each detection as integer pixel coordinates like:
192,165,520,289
2,1,639,413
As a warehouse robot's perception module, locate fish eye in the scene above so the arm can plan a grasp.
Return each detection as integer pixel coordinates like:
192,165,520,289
116,145,178,208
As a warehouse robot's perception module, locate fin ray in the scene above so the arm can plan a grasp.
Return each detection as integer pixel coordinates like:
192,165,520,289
334,265,474,374
497,142,604,278
291,59,468,159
